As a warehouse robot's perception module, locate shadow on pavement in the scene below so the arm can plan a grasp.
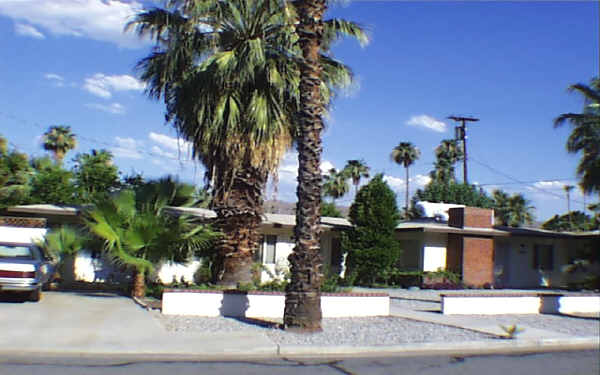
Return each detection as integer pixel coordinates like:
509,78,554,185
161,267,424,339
0,293,27,303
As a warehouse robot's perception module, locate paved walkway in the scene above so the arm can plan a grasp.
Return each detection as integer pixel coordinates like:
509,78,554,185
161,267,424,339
0,290,597,359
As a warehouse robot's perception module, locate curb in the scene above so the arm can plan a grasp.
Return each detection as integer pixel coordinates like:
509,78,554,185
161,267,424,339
1,337,597,362
277,337,600,358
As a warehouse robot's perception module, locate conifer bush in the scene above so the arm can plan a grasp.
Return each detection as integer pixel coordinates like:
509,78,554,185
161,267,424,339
342,174,403,285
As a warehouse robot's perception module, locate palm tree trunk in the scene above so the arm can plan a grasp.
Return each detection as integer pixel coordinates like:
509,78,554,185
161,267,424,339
284,0,327,332
212,164,267,287
405,165,410,217
131,269,145,298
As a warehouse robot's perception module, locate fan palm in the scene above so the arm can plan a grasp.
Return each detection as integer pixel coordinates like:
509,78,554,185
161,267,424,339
391,142,421,215
322,168,349,204
343,159,369,197
42,125,77,165
554,78,600,196
492,189,511,226
431,139,462,183
127,0,365,287
506,194,535,227
84,178,218,298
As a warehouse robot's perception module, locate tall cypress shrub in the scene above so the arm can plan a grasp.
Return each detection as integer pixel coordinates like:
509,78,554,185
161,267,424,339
342,174,402,285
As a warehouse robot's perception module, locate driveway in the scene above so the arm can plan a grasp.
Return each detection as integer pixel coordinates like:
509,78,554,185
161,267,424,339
0,291,276,357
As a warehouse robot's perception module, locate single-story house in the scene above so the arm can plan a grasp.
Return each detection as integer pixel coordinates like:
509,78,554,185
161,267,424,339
1,204,350,285
395,205,599,289
3,203,597,289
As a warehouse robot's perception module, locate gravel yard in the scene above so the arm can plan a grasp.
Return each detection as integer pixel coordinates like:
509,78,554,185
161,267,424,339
155,314,495,347
154,288,599,347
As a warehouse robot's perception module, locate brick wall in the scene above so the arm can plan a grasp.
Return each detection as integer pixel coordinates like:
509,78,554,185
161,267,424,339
448,207,494,228
462,237,494,287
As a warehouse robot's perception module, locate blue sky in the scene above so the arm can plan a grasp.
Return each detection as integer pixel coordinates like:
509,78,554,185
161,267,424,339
0,0,598,221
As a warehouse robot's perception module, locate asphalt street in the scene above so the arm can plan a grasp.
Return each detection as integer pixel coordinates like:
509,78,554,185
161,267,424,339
1,351,598,375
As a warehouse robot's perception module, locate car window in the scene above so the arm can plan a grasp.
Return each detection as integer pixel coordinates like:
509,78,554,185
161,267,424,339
0,244,37,260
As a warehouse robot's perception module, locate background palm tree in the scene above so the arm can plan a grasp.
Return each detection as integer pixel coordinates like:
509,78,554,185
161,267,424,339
42,125,77,165
431,139,463,184
564,184,575,229
343,159,369,196
554,78,600,196
322,168,349,205
391,142,421,216
128,0,364,287
492,189,535,227
84,178,218,298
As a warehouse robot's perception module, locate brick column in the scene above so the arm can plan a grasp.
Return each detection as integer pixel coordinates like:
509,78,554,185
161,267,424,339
462,236,494,287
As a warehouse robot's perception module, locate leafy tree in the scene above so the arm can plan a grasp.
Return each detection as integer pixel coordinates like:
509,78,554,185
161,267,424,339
320,201,343,218
342,159,369,196
73,149,121,203
391,142,420,215
42,125,77,165
29,157,79,205
412,181,494,216
322,168,349,204
128,0,363,293
84,178,219,298
342,174,402,286
554,78,600,196
492,190,535,227
0,137,33,208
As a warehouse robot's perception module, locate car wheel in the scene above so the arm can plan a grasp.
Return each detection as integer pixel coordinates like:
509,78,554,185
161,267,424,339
29,288,42,302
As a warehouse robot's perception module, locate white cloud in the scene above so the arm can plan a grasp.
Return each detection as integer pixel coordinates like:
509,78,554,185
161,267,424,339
83,73,145,99
532,180,564,189
86,102,126,115
406,115,447,132
383,175,405,192
150,145,176,159
412,174,431,187
111,136,143,160
14,23,45,39
44,73,64,87
0,0,147,48
320,161,336,175
383,173,430,193
148,132,192,152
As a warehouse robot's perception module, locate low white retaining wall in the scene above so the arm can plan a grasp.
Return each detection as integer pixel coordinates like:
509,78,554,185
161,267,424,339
441,293,600,315
162,290,389,318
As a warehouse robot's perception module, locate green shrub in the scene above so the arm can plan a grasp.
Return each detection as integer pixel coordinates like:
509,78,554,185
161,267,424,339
342,174,403,286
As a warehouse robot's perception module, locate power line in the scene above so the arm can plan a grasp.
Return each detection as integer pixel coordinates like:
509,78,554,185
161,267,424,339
0,110,200,165
469,156,586,205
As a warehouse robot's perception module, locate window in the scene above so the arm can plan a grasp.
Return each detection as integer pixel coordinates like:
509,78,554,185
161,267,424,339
264,235,277,264
330,238,342,268
254,236,264,262
533,244,554,271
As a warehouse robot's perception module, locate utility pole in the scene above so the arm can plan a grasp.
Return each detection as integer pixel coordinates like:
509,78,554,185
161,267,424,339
448,116,479,185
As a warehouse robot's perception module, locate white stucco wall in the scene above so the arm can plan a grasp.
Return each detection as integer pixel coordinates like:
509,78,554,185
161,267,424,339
156,259,202,284
423,246,447,272
162,291,390,318
0,226,47,244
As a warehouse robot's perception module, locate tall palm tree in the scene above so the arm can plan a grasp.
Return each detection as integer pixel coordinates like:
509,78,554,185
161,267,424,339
343,159,369,197
84,178,218,298
391,142,421,215
322,168,349,204
284,0,328,332
128,0,365,287
42,125,77,165
555,78,600,196
564,184,575,229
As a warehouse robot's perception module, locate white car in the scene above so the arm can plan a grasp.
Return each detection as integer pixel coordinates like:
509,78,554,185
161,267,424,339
0,243,54,301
